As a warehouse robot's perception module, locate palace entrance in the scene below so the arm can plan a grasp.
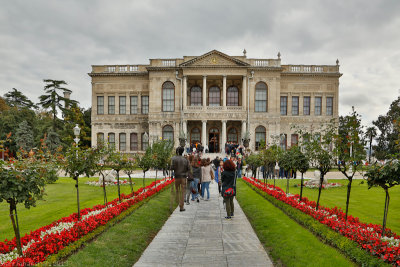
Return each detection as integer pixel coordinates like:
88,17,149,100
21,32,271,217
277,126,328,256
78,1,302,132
208,128,219,153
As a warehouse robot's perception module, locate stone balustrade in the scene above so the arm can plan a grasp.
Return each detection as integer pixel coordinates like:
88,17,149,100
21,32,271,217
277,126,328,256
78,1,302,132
282,65,339,73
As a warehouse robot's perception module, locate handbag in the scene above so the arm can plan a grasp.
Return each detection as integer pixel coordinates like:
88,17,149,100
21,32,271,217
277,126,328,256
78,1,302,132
223,188,235,197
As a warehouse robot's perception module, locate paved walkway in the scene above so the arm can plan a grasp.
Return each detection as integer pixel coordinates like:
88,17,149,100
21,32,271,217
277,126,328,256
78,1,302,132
134,181,273,267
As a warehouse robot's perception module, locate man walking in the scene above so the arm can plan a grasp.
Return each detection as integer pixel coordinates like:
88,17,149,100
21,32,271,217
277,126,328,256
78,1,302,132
171,146,190,212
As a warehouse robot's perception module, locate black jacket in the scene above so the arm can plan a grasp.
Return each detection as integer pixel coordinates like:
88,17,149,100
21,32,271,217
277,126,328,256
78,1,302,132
221,170,236,196
171,156,189,179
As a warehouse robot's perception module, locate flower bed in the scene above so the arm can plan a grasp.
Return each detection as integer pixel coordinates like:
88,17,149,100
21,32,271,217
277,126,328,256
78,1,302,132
243,176,400,266
85,179,133,187
0,178,173,266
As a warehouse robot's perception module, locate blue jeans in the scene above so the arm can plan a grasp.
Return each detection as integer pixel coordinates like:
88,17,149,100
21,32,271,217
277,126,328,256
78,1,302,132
191,178,199,200
237,169,242,178
201,181,210,199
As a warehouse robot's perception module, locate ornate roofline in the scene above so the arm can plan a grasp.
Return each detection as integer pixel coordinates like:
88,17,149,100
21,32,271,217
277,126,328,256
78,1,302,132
179,50,250,67
88,72,148,77
281,73,343,77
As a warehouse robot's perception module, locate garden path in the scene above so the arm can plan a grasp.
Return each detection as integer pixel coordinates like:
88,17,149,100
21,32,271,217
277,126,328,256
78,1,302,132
133,181,273,267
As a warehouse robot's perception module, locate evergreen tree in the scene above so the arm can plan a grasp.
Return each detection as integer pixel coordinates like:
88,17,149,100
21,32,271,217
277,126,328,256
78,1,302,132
365,126,377,163
15,120,34,152
38,79,78,132
4,88,37,109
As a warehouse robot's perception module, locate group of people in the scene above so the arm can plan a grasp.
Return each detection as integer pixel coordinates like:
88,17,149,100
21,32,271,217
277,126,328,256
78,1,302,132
171,147,238,219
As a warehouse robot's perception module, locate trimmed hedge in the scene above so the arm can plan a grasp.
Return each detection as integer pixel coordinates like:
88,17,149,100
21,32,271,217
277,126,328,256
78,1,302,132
38,184,173,266
242,180,390,267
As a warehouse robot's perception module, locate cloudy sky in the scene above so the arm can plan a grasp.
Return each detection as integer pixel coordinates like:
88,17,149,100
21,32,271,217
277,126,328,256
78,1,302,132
1,0,399,125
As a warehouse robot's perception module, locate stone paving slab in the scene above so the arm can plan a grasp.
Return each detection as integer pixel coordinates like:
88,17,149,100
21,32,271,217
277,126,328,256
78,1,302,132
134,181,273,267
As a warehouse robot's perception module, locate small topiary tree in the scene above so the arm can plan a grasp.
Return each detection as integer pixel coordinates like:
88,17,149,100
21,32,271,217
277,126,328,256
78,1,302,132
92,141,112,205
107,148,127,202
123,155,137,194
366,159,400,236
136,147,153,188
297,149,310,202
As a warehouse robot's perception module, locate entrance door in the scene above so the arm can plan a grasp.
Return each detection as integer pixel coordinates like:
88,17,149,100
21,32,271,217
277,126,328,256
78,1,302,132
208,128,219,153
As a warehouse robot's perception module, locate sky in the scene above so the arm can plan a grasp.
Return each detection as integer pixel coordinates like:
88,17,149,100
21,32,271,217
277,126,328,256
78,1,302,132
1,0,399,126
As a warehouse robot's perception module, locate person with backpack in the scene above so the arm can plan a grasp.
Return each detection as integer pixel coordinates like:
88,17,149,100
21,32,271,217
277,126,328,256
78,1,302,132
221,159,236,219
191,156,201,202
185,155,194,205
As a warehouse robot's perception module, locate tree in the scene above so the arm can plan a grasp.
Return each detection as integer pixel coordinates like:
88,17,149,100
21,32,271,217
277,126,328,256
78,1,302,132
365,126,377,163
297,149,310,202
4,88,37,109
372,96,400,160
333,108,366,221
107,148,127,202
92,142,112,205
366,159,400,236
63,146,97,220
0,96,10,112
123,156,137,194
245,153,262,179
38,79,78,132
0,135,56,256
136,148,153,188
298,122,336,210
15,120,35,152
150,139,174,188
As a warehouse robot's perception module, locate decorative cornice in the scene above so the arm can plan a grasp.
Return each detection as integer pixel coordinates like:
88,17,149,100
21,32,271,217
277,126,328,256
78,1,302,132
281,72,342,78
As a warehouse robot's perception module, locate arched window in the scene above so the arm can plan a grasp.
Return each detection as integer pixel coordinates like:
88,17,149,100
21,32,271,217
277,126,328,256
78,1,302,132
255,126,266,151
255,82,267,112
108,133,115,148
190,127,201,144
130,133,138,151
190,86,202,106
209,86,220,106
162,81,174,112
227,127,238,143
97,132,104,144
162,125,174,141
119,133,126,151
227,86,239,106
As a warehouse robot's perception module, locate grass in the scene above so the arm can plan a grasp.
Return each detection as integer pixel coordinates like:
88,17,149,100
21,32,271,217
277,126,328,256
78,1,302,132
63,187,173,267
0,177,157,241
236,179,355,267
256,177,400,234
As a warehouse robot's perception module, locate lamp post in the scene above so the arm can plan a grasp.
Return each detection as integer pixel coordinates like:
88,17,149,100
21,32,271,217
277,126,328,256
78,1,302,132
73,124,81,219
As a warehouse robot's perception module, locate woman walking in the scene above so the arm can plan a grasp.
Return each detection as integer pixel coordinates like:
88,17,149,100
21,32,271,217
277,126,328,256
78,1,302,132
201,158,214,200
191,156,201,202
221,159,236,219
215,160,223,194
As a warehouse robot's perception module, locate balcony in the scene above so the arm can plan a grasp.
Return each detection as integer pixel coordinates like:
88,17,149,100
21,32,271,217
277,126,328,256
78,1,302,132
282,65,339,73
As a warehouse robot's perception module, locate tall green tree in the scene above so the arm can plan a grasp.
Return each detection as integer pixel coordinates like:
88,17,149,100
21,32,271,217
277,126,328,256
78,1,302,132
365,126,377,163
38,79,78,131
62,104,91,148
0,97,10,112
372,96,400,160
15,120,35,152
4,88,37,109
333,108,366,221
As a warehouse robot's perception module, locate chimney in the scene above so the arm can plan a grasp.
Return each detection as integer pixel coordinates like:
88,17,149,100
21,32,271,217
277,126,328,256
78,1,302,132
63,91,71,109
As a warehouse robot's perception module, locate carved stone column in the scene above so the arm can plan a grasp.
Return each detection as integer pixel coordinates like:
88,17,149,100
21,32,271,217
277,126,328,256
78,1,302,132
222,75,227,107
241,120,247,140
242,75,247,109
221,120,227,153
202,75,207,107
183,76,187,110
183,120,188,135
201,120,207,149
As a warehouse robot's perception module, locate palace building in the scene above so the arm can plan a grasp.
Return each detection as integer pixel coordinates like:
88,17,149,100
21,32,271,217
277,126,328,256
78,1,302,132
89,50,341,153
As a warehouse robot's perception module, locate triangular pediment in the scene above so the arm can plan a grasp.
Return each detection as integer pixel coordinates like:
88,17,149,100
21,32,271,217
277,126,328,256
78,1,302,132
180,50,249,67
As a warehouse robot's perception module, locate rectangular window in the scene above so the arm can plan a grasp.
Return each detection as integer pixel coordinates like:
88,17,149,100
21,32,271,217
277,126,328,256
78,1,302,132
280,96,287,115
119,133,126,151
108,96,115,114
108,133,115,147
97,96,104,115
119,96,126,114
97,133,104,144
326,97,333,115
130,96,138,114
130,133,138,151
255,89,267,112
292,96,299,115
315,97,322,115
303,96,310,115
291,134,298,146
280,134,287,151
141,96,149,114
119,66,127,72
141,133,149,150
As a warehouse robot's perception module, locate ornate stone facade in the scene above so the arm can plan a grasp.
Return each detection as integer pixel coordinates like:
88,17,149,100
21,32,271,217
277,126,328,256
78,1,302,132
89,50,341,153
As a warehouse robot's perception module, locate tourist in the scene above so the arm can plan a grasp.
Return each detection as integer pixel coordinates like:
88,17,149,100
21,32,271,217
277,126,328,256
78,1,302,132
221,159,236,219
185,155,194,205
191,156,201,202
201,158,214,200
216,160,223,194
171,147,190,212
236,158,243,178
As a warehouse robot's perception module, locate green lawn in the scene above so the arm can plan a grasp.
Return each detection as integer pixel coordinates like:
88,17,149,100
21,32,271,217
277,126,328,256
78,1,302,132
236,179,355,267
64,188,173,266
0,177,156,241
257,177,400,234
